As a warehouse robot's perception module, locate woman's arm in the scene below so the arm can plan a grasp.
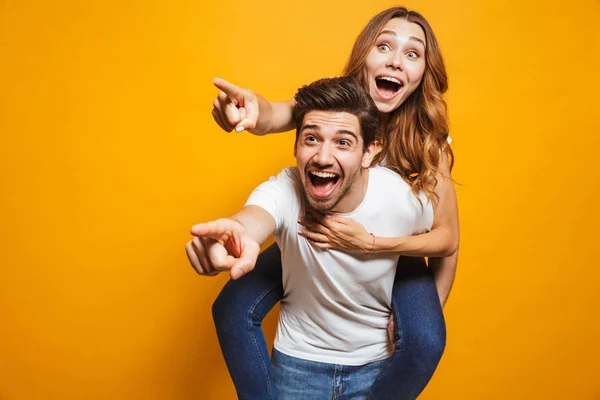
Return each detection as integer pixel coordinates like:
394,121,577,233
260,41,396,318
299,152,459,257
253,97,296,135
373,152,459,257
298,152,460,305
368,152,460,306
395,151,460,307
212,78,295,135
429,250,458,307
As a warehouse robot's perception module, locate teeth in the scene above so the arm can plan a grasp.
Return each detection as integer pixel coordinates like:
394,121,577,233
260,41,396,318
310,171,337,178
377,76,401,85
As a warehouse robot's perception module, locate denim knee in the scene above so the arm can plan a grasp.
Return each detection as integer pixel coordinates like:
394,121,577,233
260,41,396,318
212,281,246,333
396,320,446,366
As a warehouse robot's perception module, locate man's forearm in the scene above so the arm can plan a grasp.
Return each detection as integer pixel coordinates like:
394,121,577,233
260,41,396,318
229,205,277,246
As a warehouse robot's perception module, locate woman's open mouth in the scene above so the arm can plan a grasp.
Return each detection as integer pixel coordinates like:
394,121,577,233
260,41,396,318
375,76,403,100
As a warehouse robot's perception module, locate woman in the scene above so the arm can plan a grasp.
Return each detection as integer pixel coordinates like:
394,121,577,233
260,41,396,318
210,7,459,400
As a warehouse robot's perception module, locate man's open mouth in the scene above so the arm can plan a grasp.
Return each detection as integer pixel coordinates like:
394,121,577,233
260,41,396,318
308,170,341,198
375,76,403,99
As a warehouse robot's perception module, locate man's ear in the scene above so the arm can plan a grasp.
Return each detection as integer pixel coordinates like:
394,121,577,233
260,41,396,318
361,141,377,168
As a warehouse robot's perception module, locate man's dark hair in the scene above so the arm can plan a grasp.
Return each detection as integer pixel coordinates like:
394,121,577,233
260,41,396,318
294,76,379,150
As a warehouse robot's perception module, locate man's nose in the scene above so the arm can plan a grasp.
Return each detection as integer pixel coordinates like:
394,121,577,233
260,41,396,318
313,143,334,165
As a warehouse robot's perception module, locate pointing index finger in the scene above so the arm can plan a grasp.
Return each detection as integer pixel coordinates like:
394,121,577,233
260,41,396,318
191,220,236,239
214,78,243,102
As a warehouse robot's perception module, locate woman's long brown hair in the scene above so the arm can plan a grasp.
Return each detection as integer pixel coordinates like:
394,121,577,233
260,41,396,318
343,7,454,207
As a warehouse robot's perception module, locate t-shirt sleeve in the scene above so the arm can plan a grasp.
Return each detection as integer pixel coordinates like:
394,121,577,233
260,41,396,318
245,169,298,231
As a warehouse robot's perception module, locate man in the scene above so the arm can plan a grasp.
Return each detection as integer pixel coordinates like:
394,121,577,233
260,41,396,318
186,77,433,398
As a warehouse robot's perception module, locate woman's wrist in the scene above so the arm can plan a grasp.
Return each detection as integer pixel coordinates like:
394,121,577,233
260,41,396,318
371,236,408,254
364,233,376,255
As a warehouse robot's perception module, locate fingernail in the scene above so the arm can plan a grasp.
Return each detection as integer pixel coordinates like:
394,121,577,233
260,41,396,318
235,126,245,133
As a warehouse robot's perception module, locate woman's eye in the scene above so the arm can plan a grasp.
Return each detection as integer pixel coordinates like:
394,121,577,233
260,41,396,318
407,51,419,59
378,44,391,52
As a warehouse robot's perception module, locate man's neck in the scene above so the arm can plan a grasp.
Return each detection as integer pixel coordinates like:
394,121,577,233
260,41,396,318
331,168,370,214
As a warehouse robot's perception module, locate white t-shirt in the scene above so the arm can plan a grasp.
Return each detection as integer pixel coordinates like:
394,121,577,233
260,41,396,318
245,166,434,366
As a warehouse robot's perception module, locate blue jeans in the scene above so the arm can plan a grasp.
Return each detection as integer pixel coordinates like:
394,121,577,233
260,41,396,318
212,243,446,400
271,349,388,400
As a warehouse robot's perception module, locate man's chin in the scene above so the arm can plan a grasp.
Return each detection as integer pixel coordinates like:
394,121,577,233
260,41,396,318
306,195,338,212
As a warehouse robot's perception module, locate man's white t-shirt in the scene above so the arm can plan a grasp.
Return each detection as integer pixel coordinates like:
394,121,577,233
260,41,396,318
245,166,434,366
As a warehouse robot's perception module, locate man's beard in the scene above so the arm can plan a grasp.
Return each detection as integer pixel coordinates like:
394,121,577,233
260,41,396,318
301,168,359,213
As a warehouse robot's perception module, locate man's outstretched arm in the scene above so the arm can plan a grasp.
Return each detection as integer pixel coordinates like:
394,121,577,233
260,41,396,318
228,205,277,245
187,205,276,279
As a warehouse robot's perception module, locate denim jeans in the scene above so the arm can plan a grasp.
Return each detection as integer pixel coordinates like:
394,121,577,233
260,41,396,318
271,349,388,400
212,243,446,400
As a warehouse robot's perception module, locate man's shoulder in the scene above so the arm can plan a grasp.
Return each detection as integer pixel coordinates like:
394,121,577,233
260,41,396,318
369,166,409,188
245,166,302,229
280,166,300,182
366,166,425,208
367,166,433,221
249,166,302,203
270,166,301,191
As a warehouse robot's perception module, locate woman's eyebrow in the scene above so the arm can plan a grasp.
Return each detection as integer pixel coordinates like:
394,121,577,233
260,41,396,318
378,30,426,48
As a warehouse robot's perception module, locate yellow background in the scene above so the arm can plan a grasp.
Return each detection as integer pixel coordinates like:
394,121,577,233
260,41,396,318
1,0,599,399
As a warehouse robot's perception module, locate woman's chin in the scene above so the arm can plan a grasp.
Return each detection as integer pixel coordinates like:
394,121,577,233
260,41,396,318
375,101,398,114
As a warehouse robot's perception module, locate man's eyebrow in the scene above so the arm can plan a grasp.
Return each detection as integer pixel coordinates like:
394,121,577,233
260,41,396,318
378,30,426,48
301,124,320,132
337,130,359,141
300,125,359,141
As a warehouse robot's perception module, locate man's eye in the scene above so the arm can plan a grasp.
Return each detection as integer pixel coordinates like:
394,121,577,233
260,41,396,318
338,140,350,146
306,136,317,142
